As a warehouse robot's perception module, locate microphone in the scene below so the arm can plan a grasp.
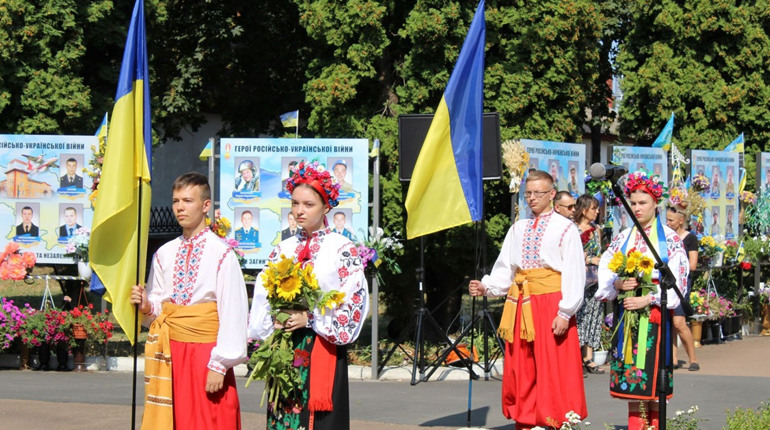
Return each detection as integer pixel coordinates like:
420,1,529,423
589,163,628,182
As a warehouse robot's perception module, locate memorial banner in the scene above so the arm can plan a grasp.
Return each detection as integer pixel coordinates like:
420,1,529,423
610,146,669,237
690,150,740,240
219,138,369,269
0,134,95,264
519,139,585,219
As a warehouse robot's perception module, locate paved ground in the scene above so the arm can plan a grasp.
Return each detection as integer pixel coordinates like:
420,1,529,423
1,335,767,429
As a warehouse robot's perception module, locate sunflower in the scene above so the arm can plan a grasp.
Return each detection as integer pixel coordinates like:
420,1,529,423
638,257,654,275
300,265,319,290
274,255,295,277
608,252,625,273
625,256,639,274
276,276,302,301
319,291,346,315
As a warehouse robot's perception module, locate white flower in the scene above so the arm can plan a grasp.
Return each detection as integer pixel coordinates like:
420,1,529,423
676,410,684,416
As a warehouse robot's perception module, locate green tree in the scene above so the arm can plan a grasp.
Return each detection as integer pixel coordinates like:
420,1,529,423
0,0,115,134
616,1,770,188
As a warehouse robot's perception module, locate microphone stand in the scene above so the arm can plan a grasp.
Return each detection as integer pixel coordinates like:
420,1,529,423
610,181,693,430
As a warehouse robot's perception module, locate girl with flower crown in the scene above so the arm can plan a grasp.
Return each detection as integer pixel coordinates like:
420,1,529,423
596,170,689,430
248,161,369,430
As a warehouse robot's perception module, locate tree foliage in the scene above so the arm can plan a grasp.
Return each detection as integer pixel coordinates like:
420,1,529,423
616,0,770,187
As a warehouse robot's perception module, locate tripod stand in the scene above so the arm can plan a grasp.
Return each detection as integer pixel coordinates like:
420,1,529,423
378,236,479,385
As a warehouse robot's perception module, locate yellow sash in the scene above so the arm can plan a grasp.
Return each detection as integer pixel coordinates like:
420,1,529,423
497,268,561,343
142,301,219,430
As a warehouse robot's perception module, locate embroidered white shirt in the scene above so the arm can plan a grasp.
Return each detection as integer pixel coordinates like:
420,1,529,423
480,210,586,318
248,228,370,345
144,229,249,374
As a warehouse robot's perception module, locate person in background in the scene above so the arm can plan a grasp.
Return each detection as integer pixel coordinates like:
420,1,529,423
469,170,586,429
16,206,39,237
331,211,355,240
554,191,576,220
574,194,605,375
666,206,699,371
234,210,259,246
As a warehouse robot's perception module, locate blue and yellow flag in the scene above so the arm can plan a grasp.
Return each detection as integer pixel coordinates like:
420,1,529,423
405,0,485,239
90,0,152,345
652,112,674,150
724,132,744,153
199,138,213,160
94,113,108,139
280,110,299,127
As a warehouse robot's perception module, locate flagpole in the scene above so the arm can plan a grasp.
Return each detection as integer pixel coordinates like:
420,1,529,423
131,177,143,430
295,111,299,138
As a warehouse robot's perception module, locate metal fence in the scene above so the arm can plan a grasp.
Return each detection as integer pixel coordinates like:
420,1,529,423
149,206,181,237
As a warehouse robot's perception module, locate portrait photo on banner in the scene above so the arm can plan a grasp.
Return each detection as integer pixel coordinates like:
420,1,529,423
58,153,85,191
14,202,41,240
233,156,260,195
233,207,260,251
328,207,356,242
57,203,84,241
328,156,353,196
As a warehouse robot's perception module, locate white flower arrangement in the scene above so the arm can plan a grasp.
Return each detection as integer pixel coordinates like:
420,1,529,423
64,227,90,262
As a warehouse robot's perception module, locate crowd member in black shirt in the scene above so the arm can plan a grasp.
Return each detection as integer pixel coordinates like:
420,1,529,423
666,206,700,371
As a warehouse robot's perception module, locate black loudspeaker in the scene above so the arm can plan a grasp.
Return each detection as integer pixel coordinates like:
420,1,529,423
398,112,502,181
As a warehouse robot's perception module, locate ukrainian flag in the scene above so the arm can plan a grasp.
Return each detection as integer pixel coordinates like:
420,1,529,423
280,110,299,127
94,113,108,139
405,0,485,239
724,132,744,153
89,0,152,345
652,112,674,150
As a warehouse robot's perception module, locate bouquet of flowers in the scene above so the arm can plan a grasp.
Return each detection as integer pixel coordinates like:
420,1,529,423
699,236,723,266
207,209,232,238
690,290,708,316
722,240,739,264
64,227,90,262
245,255,345,407
740,190,757,205
356,227,403,285
607,248,657,334
207,210,246,268
0,242,36,280
691,174,710,192
759,284,770,306
705,292,735,320
0,298,32,351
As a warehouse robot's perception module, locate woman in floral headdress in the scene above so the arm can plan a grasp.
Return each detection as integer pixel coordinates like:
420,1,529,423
248,160,369,430
596,170,689,430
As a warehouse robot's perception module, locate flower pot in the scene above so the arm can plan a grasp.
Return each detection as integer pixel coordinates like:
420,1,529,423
77,261,92,281
593,350,608,366
73,323,88,340
73,340,87,372
762,304,770,336
691,320,703,348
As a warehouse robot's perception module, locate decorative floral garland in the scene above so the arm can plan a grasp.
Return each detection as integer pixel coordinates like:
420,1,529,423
623,170,668,202
285,160,341,207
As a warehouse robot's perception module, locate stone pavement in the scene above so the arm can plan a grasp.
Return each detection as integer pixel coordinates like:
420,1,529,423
0,336,767,429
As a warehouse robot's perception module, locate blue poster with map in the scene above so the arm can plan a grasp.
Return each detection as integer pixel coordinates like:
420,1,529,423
218,138,369,269
0,134,95,264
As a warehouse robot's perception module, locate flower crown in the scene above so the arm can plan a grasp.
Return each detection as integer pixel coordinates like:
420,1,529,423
624,170,667,203
285,160,341,207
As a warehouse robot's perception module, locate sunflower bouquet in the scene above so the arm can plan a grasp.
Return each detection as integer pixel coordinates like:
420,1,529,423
245,254,345,407
607,248,658,334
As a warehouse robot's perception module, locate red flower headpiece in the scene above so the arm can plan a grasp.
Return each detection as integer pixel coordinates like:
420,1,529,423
285,160,341,208
623,170,667,203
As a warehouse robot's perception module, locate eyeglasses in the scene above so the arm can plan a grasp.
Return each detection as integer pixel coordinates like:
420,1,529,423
523,190,551,199
556,203,576,210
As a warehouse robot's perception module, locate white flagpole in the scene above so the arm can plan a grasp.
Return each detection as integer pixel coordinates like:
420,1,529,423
295,111,299,138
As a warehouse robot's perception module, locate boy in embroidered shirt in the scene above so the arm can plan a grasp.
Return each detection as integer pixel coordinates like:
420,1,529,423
469,170,587,429
130,172,248,430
